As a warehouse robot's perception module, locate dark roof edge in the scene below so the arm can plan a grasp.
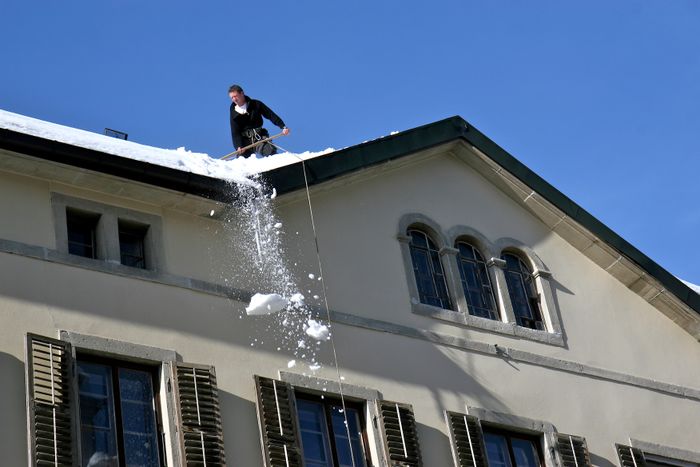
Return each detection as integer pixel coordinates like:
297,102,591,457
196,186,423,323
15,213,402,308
263,116,699,315
0,128,235,203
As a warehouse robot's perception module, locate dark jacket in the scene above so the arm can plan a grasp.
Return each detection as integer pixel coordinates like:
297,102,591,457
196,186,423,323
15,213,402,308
230,97,286,149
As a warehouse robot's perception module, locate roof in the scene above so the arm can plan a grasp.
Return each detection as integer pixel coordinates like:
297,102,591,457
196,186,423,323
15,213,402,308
0,111,698,320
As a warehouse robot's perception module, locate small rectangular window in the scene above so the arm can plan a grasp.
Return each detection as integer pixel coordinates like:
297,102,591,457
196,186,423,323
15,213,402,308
119,220,149,269
67,208,100,259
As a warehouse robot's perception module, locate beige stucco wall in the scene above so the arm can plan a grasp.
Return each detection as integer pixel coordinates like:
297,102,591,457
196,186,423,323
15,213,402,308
0,148,699,466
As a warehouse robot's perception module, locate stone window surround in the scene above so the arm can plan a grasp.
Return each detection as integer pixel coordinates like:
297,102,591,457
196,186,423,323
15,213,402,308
278,371,387,466
467,405,560,467
397,213,564,346
629,439,700,466
52,192,165,272
58,330,182,466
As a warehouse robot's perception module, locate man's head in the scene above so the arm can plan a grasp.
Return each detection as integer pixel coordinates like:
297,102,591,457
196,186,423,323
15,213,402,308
228,84,246,106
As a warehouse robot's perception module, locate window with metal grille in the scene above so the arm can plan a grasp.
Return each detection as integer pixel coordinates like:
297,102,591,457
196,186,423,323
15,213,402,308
483,428,542,467
77,355,163,467
296,394,370,467
118,219,148,269
67,208,100,259
456,241,498,320
501,253,544,330
408,229,453,310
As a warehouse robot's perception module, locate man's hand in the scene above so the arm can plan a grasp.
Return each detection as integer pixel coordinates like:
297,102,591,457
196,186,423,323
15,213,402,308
282,127,290,136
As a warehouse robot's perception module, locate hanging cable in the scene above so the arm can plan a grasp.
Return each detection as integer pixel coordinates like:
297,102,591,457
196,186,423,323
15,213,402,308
271,141,358,467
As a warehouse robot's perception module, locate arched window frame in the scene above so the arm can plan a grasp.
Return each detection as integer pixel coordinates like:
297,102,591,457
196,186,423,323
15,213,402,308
494,239,563,338
406,228,454,310
501,251,545,330
397,214,458,312
453,237,499,320
397,216,564,346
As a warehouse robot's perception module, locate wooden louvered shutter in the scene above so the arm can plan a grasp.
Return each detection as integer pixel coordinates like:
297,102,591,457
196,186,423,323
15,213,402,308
616,444,647,467
173,363,227,466
445,411,488,467
556,434,591,467
25,333,76,467
378,400,423,467
254,376,303,467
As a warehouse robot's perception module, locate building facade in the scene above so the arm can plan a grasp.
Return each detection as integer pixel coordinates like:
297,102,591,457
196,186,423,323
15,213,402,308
0,111,698,467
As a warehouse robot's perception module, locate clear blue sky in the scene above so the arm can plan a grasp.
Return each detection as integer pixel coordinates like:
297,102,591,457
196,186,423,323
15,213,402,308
2,1,699,284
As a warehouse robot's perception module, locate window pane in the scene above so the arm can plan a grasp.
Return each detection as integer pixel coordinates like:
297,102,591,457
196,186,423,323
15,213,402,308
331,407,367,467
485,433,514,467
458,244,497,319
67,210,99,259
78,362,119,467
118,368,160,467
297,400,333,467
119,221,147,269
511,438,540,467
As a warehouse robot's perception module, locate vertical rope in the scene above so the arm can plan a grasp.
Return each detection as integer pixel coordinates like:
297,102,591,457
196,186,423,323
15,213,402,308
299,155,357,467
267,144,358,467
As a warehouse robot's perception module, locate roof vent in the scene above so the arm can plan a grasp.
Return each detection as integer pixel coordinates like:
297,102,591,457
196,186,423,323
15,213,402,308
104,128,128,140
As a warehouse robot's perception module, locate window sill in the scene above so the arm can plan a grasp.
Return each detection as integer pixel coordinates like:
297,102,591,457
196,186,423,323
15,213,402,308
411,302,565,346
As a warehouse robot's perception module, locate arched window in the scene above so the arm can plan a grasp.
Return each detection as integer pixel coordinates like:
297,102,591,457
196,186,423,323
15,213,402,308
455,241,497,320
502,252,544,330
408,229,453,310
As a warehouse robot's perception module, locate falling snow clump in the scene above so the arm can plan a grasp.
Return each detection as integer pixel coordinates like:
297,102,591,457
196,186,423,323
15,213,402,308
306,319,330,341
246,293,289,315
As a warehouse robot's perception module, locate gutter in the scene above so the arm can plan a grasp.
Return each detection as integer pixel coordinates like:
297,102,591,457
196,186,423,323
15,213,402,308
0,128,235,203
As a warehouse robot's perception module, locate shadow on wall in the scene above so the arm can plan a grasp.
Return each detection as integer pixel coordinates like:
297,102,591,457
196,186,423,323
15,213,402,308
590,452,618,467
0,352,28,466
218,389,266,467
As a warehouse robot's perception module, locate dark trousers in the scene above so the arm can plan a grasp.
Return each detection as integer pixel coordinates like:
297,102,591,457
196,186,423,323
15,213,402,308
240,128,277,157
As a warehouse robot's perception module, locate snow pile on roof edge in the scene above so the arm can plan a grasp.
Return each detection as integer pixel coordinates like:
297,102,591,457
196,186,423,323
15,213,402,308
681,279,700,295
0,109,334,184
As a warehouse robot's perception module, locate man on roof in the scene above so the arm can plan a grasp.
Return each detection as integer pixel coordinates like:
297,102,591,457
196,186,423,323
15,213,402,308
228,84,290,157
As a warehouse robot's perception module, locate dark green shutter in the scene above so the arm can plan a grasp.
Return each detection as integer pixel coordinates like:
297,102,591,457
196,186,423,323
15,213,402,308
616,444,647,467
556,434,591,467
25,333,75,467
174,363,227,466
378,400,423,466
254,376,303,467
445,411,488,467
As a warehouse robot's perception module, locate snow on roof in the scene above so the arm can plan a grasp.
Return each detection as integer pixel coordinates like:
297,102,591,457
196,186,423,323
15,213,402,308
0,109,334,184
682,279,700,295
